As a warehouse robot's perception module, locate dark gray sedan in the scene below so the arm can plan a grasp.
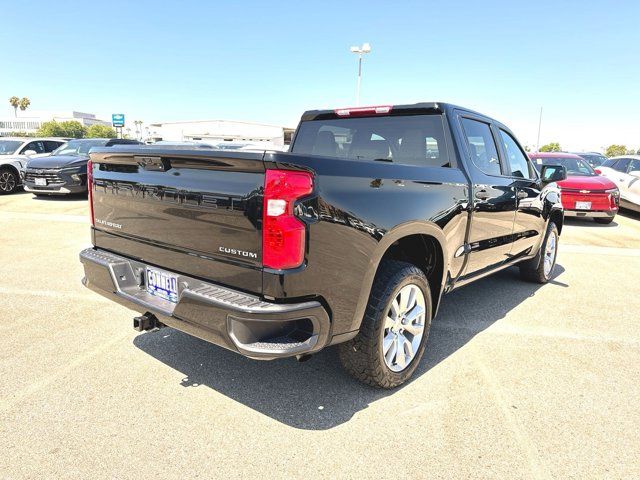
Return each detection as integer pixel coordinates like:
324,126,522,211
24,138,140,196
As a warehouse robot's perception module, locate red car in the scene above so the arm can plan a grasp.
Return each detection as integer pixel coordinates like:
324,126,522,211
529,152,620,224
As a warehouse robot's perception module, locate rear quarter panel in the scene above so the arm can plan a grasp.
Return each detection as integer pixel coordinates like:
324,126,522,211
263,152,470,335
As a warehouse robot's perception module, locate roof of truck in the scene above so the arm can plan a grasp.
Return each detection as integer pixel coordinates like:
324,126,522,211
300,102,499,123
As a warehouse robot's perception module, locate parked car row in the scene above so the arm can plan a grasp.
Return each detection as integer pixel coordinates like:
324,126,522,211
0,137,68,194
524,151,640,223
1,135,639,222
528,152,620,224
22,138,141,196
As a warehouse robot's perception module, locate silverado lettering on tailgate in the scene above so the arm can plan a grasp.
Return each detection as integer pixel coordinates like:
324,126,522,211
94,179,247,211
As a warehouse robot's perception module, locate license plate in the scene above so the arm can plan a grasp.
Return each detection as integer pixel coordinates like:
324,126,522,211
575,201,592,210
146,267,178,303
35,178,46,186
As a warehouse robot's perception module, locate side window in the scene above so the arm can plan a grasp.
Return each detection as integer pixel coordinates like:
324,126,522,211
499,130,533,178
22,141,45,154
460,118,501,176
43,141,63,152
627,159,640,173
613,159,630,173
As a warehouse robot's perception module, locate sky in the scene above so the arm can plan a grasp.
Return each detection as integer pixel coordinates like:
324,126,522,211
1,0,639,151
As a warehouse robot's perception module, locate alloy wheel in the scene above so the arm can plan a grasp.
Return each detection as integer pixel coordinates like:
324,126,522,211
0,171,16,192
382,283,426,372
543,230,557,278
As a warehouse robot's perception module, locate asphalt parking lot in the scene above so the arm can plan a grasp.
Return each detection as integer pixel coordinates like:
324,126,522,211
2,191,640,480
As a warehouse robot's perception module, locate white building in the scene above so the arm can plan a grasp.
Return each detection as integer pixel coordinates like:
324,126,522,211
0,110,110,136
147,120,295,147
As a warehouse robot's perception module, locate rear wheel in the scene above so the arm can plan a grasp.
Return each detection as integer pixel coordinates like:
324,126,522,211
519,222,559,283
339,260,432,388
594,216,614,224
0,167,19,194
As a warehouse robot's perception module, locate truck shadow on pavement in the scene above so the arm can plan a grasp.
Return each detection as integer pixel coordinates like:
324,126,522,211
133,264,566,430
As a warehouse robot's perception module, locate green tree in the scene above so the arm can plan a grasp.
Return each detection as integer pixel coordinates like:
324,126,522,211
605,145,627,157
8,96,19,117
59,121,87,138
539,142,562,152
37,120,65,137
37,120,87,138
86,124,117,138
636,148,640,155
18,97,31,114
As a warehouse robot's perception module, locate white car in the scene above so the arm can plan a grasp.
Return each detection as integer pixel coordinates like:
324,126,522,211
0,137,68,194
597,155,640,213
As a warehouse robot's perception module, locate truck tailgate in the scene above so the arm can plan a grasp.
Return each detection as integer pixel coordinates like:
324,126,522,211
89,147,265,293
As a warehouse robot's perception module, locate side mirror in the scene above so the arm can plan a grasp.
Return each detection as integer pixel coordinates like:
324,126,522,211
23,149,37,156
541,164,567,183
629,170,640,178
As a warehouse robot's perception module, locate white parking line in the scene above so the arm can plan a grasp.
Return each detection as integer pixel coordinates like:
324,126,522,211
0,286,110,302
0,331,130,413
561,244,640,257
0,211,87,223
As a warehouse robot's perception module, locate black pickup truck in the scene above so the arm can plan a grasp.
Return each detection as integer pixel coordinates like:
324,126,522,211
80,102,566,388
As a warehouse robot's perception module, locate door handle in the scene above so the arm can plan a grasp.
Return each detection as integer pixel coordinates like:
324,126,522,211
517,190,528,200
475,189,490,200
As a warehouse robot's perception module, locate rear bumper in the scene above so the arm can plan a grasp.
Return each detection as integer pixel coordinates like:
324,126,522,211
79,248,330,360
564,209,617,218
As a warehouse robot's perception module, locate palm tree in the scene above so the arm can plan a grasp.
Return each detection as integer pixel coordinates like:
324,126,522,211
8,96,19,117
18,97,31,114
134,120,143,140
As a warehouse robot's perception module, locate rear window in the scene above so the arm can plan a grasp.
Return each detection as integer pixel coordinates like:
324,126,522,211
292,114,450,168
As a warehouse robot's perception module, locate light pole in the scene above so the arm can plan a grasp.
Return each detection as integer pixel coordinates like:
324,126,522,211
536,107,543,152
350,43,371,106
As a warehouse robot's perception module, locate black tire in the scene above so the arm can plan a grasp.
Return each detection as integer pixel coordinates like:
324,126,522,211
594,216,614,224
519,222,559,283
338,260,432,388
0,167,19,195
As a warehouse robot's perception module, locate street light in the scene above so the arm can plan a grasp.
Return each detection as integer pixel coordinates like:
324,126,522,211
350,42,371,106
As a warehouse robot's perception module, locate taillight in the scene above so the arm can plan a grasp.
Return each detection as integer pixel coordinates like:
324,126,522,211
594,169,602,175
87,160,95,226
334,105,392,117
262,169,313,269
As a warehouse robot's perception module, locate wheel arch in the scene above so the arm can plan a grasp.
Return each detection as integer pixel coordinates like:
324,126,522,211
550,207,564,235
348,221,449,332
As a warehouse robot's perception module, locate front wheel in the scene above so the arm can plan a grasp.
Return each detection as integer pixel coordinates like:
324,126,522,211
0,168,19,194
339,260,432,388
519,222,559,283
